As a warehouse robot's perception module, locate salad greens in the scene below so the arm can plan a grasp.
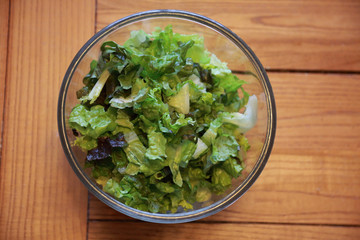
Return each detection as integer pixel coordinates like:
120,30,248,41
69,25,257,213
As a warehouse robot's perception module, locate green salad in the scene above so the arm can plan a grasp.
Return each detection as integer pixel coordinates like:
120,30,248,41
69,25,257,213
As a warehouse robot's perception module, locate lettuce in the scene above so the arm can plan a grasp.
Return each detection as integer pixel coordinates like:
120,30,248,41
211,135,239,164
123,131,146,165
159,112,195,135
167,83,190,114
80,70,111,104
69,25,257,214
69,105,117,139
167,140,197,187
73,136,97,150
134,88,168,121
201,117,222,146
222,157,243,178
110,78,148,109
145,131,167,160
221,95,258,133
211,167,232,193
192,138,208,159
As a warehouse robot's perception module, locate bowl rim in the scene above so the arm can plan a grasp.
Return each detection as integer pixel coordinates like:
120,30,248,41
57,9,276,224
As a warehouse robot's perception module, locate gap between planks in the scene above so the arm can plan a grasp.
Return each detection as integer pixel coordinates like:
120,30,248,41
87,218,360,228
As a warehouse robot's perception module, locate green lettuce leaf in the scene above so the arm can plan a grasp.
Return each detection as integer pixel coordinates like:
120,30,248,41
145,131,167,160
112,148,128,173
69,105,117,139
110,78,148,109
73,136,97,150
204,54,231,77
159,113,195,135
222,157,243,178
211,135,239,164
173,31,211,65
134,88,168,121
217,74,247,93
201,117,222,146
167,83,190,114
115,109,134,130
69,104,88,127
211,167,232,194
155,182,175,193
117,62,140,90
123,131,147,165
103,178,123,199
125,162,140,175
139,158,169,177
166,140,196,187
221,95,258,133
124,29,150,49
192,138,208,159
80,70,110,104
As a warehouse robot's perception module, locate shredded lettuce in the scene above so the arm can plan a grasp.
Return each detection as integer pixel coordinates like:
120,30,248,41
69,25,257,213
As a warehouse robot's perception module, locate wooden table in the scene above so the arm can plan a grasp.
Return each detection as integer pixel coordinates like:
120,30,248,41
1,0,359,239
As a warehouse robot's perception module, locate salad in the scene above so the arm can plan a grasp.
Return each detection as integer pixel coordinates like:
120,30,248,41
69,25,257,213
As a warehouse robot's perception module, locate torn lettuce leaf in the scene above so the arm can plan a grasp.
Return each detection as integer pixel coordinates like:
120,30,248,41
211,167,232,193
211,135,239,164
145,131,167,160
110,78,148,109
134,88,169,121
167,83,190,114
123,131,146,165
221,95,258,133
222,157,243,178
192,138,208,159
167,140,196,187
80,70,111,104
159,112,195,135
73,136,97,151
69,105,117,139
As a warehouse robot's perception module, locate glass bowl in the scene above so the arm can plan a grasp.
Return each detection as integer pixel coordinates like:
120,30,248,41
58,9,276,223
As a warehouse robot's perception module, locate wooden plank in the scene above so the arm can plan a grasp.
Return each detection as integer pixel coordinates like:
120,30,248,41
88,73,360,225
0,0,10,156
0,0,95,239
88,221,360,240
96,0,360,71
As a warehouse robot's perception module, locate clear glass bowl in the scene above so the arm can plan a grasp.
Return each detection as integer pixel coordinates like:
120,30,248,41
58,9,276,223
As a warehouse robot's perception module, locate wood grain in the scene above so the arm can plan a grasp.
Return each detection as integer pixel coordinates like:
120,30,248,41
96,0,360,71
1,1,359,239
0,0,9,158
89,72,360,225
88,221,360,240
0,0,95,239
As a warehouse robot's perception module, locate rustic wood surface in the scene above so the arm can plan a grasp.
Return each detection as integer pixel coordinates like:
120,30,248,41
1,0,359,239
0,0,9,153
0,0,94,239
88,222,360,240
